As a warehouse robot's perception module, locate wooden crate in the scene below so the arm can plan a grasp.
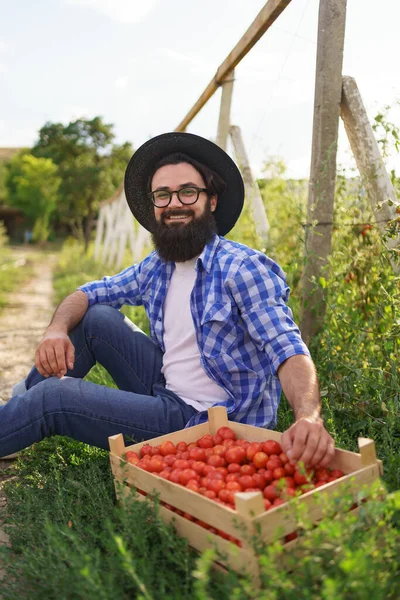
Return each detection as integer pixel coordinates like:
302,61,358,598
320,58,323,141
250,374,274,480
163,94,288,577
108,407,383,582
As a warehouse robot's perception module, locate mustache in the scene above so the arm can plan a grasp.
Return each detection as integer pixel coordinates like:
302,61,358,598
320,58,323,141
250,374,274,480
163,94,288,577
161,208,195,221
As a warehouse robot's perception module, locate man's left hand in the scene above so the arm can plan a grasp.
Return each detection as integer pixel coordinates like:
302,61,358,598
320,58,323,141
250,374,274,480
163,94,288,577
280,417,335,468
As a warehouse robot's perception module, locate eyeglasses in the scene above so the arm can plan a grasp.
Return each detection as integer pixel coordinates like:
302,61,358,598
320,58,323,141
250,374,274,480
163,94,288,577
149,186,208,208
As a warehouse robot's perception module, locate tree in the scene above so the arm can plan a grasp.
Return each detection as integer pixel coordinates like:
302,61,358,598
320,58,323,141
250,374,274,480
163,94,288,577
6,153,61,242
32,117,133,250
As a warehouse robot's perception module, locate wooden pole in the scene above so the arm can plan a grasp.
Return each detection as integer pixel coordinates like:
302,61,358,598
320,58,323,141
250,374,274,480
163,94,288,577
175,0,292,132
340,76,400,273
300,0,347,345
216,71,235,151
230,125,270,245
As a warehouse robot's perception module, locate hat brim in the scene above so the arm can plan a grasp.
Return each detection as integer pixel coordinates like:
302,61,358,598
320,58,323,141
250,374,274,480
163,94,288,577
124,132,244,236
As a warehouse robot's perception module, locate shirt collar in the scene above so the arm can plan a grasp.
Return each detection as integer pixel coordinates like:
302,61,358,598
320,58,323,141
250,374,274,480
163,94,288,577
196,235,221,274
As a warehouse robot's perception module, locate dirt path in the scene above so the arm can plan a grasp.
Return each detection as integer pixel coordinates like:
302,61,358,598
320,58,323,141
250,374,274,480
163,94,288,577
0,248,56,401
0,247,57,582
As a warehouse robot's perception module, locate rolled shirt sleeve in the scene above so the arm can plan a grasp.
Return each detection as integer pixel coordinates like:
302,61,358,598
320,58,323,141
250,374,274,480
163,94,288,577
78,264,143,309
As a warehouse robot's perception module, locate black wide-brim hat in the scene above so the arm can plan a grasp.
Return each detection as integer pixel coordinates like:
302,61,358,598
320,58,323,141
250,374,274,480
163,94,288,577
124,132,244,236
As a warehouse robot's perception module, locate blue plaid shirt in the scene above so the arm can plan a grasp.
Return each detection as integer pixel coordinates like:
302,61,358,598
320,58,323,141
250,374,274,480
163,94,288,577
79,235,310,428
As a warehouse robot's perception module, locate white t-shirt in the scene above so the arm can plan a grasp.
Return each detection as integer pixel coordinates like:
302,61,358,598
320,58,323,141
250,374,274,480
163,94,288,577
161,258,229,412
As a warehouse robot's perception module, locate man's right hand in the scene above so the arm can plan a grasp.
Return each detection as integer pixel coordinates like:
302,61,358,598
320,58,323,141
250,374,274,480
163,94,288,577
35,328,75,378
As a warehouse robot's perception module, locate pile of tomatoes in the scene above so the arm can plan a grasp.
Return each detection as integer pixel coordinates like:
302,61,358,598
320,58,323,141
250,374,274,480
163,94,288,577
123,426,344,514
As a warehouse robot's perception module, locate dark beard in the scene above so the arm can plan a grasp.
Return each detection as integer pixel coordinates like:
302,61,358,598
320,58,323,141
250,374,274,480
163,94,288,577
151,201,217,262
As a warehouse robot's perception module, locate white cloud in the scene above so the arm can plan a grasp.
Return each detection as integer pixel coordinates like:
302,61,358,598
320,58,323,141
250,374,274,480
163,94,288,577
114,75,129,89
65,0,157,24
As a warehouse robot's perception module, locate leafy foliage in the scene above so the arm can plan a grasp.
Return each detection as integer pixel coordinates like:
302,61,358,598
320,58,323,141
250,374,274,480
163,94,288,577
32,116,133,247
6,153,61,241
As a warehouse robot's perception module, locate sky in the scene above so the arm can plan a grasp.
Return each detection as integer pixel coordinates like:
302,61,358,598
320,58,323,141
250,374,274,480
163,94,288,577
0,0,399,180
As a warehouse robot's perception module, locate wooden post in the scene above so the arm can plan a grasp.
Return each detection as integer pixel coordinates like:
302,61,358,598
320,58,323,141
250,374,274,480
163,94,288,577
300,0,347,345
340,76,400,273
230,125,270,245
216,70,235,151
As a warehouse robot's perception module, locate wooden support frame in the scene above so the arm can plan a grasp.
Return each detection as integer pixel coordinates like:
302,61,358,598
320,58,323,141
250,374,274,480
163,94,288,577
216,71,235,151
175,0,292,132
340,76,400,273
230,125,270,244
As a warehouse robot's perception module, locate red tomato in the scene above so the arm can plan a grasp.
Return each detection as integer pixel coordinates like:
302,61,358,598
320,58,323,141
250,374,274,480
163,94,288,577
315,467,330,482
159,470,171,480
226,473,240,483
331,469,345,479
176,441,188,452
251,473,267,490
179,469,199,486
246,442,263,461
159,441,176,456
126,452,140,465
226,481,242,492
174,459,190,470
212,444,226,456
204,490,217,500
284,463,295,476
212,434,223,445
217,427,237,441
253,451,268,469
189,447,206,462
266,456,283,471
186,480,200,492
218,489,231,503
207,455,225,468
208,479,225,494
163,454,177,467
240,464,256,476
191,461,206,475
263,440,282,455
273,498,285,507
203,465,216,476
227,463,241,473
294,470,308,486
263,485,279,501
148,457,164,473
207,470,225,480
198,435,214,449
235,439,250,449
187,442,197,451
169,468,183,484
216,467,228,478
279,452,289,465
272,467,286,480
225,447,246,465
263,498,272,511
238,475,254,490
263,469,274,484
140,444,153,458
222,438,235,448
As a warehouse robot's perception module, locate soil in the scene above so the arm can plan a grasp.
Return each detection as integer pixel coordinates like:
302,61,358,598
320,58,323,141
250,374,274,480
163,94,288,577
0,247,57,583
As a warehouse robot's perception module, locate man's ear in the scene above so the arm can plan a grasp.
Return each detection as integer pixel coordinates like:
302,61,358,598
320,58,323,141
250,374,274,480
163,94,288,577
210,195,217,212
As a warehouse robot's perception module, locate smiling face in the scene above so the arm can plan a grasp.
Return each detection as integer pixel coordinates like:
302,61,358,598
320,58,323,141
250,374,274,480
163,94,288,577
150,162,218,263
151,162,217,226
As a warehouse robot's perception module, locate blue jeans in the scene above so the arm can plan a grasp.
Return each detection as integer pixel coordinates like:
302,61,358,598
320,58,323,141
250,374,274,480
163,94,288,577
0,305,197,456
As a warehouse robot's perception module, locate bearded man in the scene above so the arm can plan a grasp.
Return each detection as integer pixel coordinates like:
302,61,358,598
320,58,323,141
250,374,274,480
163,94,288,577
0,133,334,468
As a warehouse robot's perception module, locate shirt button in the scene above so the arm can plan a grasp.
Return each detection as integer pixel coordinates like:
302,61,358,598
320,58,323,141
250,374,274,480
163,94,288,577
158,317,161,321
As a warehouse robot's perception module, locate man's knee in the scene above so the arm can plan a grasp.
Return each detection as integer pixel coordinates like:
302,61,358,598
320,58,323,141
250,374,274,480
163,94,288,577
82,304,124,335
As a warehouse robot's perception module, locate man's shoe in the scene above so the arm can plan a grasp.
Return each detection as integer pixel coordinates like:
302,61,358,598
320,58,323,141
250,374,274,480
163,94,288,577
0,399,20,460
